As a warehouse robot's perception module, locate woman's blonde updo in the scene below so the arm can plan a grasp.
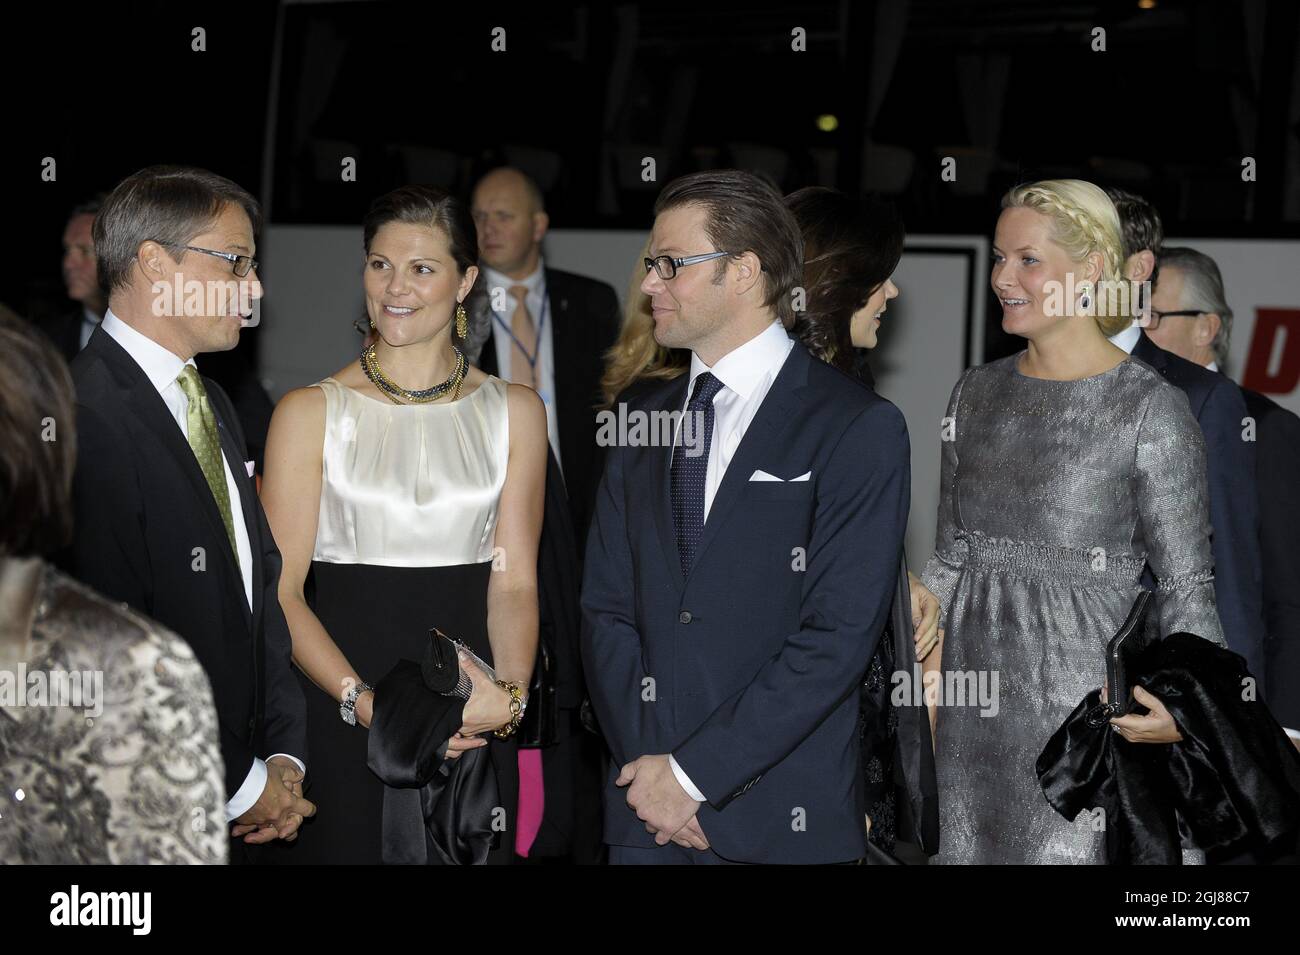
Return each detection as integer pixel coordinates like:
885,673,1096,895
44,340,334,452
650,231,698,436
1000,179,1132,337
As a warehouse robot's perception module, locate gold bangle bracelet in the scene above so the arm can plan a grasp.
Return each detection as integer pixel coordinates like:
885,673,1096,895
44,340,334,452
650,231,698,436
493,680,526,739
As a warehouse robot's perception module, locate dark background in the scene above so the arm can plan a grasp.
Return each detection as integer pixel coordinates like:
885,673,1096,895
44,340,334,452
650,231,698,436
5,0,1298,326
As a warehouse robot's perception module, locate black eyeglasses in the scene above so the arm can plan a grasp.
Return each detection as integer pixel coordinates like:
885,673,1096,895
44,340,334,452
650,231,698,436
184,245,259,277
644,250,735,280
1147,309,1203,329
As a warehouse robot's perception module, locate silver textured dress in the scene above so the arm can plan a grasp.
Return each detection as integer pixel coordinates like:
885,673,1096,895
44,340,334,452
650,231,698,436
921,354,1225,864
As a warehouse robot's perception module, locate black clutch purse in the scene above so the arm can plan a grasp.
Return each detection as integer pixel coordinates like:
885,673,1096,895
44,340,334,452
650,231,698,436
1085,590,1153,727
422,627,496,701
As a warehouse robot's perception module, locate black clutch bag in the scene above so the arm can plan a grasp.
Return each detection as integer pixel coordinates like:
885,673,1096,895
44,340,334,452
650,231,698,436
1085,590,1153,727
422,627,496,700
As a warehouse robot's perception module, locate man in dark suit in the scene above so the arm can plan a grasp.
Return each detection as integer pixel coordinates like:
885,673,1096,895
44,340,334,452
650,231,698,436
469,166,621,862
37,197,107,360
1151,246,1299,740
63,166,312,851
1243,388,1300,734
582,170,910,863
1107,190,1267,691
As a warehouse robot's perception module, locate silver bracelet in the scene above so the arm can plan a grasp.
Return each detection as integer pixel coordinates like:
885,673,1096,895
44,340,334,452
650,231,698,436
340,680,374,726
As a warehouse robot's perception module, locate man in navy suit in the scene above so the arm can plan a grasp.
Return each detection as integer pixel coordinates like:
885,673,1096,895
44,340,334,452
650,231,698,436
581,170,910,863
1151,246,1298,742
1107,189,1266,691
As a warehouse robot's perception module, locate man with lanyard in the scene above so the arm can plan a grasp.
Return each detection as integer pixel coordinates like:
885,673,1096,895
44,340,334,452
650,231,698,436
470,165,620,864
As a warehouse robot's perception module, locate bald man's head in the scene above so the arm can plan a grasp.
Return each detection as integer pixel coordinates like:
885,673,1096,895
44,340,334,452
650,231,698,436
471,167,549,277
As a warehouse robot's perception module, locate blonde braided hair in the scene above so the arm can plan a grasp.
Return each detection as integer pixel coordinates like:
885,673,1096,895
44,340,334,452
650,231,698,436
1001,179,1133,337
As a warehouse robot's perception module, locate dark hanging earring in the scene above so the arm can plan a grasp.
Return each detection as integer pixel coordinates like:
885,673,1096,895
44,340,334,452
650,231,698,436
1078,284,1092,314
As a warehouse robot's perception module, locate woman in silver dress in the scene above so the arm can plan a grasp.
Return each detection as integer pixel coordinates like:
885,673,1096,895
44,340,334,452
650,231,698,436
922,180,1226,864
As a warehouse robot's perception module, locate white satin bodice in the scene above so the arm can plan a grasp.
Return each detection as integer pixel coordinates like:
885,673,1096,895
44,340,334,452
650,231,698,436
311,376,510,567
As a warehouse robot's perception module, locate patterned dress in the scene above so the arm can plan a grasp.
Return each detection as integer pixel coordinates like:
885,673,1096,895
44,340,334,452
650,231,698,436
0,562,227,864
921,354,1225,864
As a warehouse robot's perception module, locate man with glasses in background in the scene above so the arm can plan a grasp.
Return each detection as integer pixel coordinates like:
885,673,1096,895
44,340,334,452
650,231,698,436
1151,247,1300,767
1106,188,1267,712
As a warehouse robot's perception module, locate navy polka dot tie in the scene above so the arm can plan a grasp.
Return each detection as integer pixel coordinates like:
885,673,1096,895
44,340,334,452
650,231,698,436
671,371,724,576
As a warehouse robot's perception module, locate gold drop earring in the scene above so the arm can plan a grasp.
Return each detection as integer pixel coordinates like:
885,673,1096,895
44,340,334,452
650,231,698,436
455,302,468,339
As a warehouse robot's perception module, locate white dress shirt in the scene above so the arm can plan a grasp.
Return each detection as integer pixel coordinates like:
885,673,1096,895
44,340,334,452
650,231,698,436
667,319,795,802
101,310,302,820
1109,323,1142,354
481,260,561,467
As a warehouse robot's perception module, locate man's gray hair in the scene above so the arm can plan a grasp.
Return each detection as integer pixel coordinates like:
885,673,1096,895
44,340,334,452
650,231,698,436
1157,246,1234,367
93,165,261,295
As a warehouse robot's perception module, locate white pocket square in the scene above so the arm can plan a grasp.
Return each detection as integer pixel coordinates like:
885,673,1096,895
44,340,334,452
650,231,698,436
245,460,256,478
749,469,812,482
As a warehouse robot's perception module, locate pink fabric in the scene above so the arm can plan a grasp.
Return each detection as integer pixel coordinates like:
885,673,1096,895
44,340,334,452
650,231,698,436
515,748,545,857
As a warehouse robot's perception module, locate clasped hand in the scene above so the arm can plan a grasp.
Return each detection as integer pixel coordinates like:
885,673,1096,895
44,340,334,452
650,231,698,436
618,754,709,851
230,755,317,844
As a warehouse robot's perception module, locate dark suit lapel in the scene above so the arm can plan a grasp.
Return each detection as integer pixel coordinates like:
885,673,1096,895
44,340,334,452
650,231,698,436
545,268,581,417
1132,331,1167,375
650,375,690,590
89,330,249,612
690,345,811,575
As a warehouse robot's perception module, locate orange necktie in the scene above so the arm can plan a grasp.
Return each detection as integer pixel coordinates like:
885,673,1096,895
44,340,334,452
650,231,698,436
509,284,537,388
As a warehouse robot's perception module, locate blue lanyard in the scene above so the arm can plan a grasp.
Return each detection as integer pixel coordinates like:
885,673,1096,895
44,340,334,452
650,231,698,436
490,282,549,372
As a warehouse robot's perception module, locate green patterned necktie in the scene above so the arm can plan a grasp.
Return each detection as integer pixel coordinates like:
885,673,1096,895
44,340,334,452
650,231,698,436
175,365,240,569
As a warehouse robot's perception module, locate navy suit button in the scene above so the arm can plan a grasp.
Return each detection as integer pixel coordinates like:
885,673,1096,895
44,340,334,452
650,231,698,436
679,610,692,624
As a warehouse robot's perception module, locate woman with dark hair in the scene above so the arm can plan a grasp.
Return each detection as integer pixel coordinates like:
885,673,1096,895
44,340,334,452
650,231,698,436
262,186,547,864
0,311,226,864
785,186,940,860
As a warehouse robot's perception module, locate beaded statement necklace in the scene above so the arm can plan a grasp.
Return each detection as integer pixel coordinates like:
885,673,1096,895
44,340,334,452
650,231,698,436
360,343,467,404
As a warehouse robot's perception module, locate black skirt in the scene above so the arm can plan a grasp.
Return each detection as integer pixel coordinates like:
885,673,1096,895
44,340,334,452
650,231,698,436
270,560,518,864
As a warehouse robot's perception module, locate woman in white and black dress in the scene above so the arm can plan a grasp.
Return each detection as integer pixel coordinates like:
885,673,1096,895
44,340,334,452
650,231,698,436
262,186,547,864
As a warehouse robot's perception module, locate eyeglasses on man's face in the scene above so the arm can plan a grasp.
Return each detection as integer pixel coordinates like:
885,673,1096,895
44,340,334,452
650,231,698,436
1147,309,1203,329
643,250,736,280
183,245,259,277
